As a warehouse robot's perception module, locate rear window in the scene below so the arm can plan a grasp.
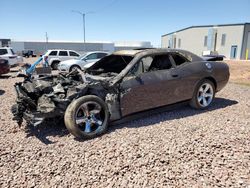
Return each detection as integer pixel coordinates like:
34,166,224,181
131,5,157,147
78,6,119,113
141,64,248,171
59,51,68,56
69,51,79,57
49,51,57,56
0,49,8,55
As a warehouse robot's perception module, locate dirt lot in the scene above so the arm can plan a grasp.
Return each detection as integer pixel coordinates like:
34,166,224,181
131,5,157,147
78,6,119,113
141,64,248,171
225,60,250,86
0,59,250,187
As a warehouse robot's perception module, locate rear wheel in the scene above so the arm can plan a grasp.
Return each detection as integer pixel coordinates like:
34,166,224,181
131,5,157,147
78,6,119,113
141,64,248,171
51,61,60,70
64,95,109,139
189,79,215,109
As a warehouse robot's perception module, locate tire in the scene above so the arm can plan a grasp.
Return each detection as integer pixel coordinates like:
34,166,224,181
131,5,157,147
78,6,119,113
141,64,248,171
64,95,109,139
189,79,215,109
51,61,60,70
70,65,81,72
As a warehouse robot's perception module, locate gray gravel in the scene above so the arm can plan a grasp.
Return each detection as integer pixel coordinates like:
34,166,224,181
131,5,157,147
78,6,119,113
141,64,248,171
0,72,250,187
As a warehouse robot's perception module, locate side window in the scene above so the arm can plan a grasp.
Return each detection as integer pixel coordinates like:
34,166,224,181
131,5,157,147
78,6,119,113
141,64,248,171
86,53,98,60
69,51,79,56
141,56,153,72
97,53,107,59
0,49,8,55
49,51,57,56
59,51,68,56
145,55,173,72
171,53,187,66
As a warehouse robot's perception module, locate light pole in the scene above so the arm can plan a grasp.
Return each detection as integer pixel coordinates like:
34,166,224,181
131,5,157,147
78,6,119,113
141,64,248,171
72,10,93,51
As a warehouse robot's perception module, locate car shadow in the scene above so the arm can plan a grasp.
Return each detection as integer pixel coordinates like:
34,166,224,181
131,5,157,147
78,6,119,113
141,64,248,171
0,89,5,95
24,118,69,145
0,75,11,79
24,97,238,144
107,97,238,133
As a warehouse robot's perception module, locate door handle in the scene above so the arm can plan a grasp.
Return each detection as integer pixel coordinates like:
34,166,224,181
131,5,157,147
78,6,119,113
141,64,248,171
172,74,179,78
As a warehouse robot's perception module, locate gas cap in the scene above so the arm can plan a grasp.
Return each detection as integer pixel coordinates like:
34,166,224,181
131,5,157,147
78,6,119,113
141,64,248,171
206,63,212,69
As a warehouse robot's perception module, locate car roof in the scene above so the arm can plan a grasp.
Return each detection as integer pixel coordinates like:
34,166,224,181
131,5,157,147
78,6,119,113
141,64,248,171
113,50,143,56
113,48,203,61
85,51,109,55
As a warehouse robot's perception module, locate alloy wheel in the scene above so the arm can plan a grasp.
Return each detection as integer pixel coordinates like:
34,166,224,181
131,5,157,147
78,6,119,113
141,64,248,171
197,83,214,107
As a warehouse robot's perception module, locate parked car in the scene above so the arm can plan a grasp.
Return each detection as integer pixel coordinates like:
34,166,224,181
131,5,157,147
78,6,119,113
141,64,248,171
42,49,81,70
22,50,37,58
0,58,10,75
12,49,229,139
0,47,23,67
58,51,109,72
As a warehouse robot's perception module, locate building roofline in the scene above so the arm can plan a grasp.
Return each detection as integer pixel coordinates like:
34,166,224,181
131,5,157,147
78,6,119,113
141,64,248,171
161,22,250,37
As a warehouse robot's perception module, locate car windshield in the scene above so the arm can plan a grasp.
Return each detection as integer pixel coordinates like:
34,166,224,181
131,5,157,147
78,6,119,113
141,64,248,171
87,55,134,75
77,53,87,60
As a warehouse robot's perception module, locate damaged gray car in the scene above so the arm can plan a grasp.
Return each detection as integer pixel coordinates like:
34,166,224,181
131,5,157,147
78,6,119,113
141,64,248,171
12,49,230,139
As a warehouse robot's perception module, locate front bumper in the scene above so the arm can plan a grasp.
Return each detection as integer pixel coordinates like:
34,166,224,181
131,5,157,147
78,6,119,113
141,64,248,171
12,84,63,126
58,64,70,72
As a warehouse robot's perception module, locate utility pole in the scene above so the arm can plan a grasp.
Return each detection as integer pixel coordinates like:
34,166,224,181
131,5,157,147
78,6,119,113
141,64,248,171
45,32,48,50
72,10,93,52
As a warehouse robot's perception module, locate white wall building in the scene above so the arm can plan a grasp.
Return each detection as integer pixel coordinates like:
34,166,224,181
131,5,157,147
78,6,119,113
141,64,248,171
161,23,250,60
9,40,152,55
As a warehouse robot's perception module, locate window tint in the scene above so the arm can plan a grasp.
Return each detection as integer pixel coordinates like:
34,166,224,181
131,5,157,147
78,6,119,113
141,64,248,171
86,53,98,60
221,34,226,46
49,51,57,56
0,49,8,55
59,51,68,56
204,36,208,47
171,54,187,66
97,53,107,59
69,51,79,56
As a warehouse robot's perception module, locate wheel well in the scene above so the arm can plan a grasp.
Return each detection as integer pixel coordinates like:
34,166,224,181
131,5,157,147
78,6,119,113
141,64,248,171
70,64,81,71
204,77,217,90
51,60,60,65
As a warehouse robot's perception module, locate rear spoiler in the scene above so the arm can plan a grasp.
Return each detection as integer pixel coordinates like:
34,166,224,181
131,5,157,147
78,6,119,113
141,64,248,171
202,55,225,61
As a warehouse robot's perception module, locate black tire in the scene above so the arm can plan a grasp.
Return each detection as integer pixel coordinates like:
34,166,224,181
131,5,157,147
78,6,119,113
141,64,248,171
70,65,81,72
51,61,60,70
189,79,215,109
64,95,109,139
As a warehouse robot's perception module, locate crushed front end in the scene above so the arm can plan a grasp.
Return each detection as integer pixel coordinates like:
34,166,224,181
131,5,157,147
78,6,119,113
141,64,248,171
11,73,89,126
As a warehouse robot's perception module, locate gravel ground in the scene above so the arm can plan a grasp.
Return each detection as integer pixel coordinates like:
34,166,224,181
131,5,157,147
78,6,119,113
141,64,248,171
0,70,250,187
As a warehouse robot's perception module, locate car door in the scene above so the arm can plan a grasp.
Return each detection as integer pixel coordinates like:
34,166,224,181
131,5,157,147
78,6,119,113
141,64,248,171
84,53,99,64
169,53,197,101
58,50,69,61
119,54,182,116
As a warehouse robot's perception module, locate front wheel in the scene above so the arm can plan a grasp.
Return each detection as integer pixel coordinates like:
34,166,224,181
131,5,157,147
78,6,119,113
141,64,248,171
64,95,109,139
189,79,215,109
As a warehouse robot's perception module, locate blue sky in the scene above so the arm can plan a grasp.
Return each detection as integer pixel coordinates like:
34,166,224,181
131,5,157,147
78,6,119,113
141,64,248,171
0,0,249,46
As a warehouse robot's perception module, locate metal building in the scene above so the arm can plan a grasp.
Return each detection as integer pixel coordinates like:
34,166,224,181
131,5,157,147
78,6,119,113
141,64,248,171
161,23,250,60
10,40,152,55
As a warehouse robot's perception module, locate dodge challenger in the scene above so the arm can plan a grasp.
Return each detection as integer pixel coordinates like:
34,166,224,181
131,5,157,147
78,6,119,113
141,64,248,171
12,49,230,139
